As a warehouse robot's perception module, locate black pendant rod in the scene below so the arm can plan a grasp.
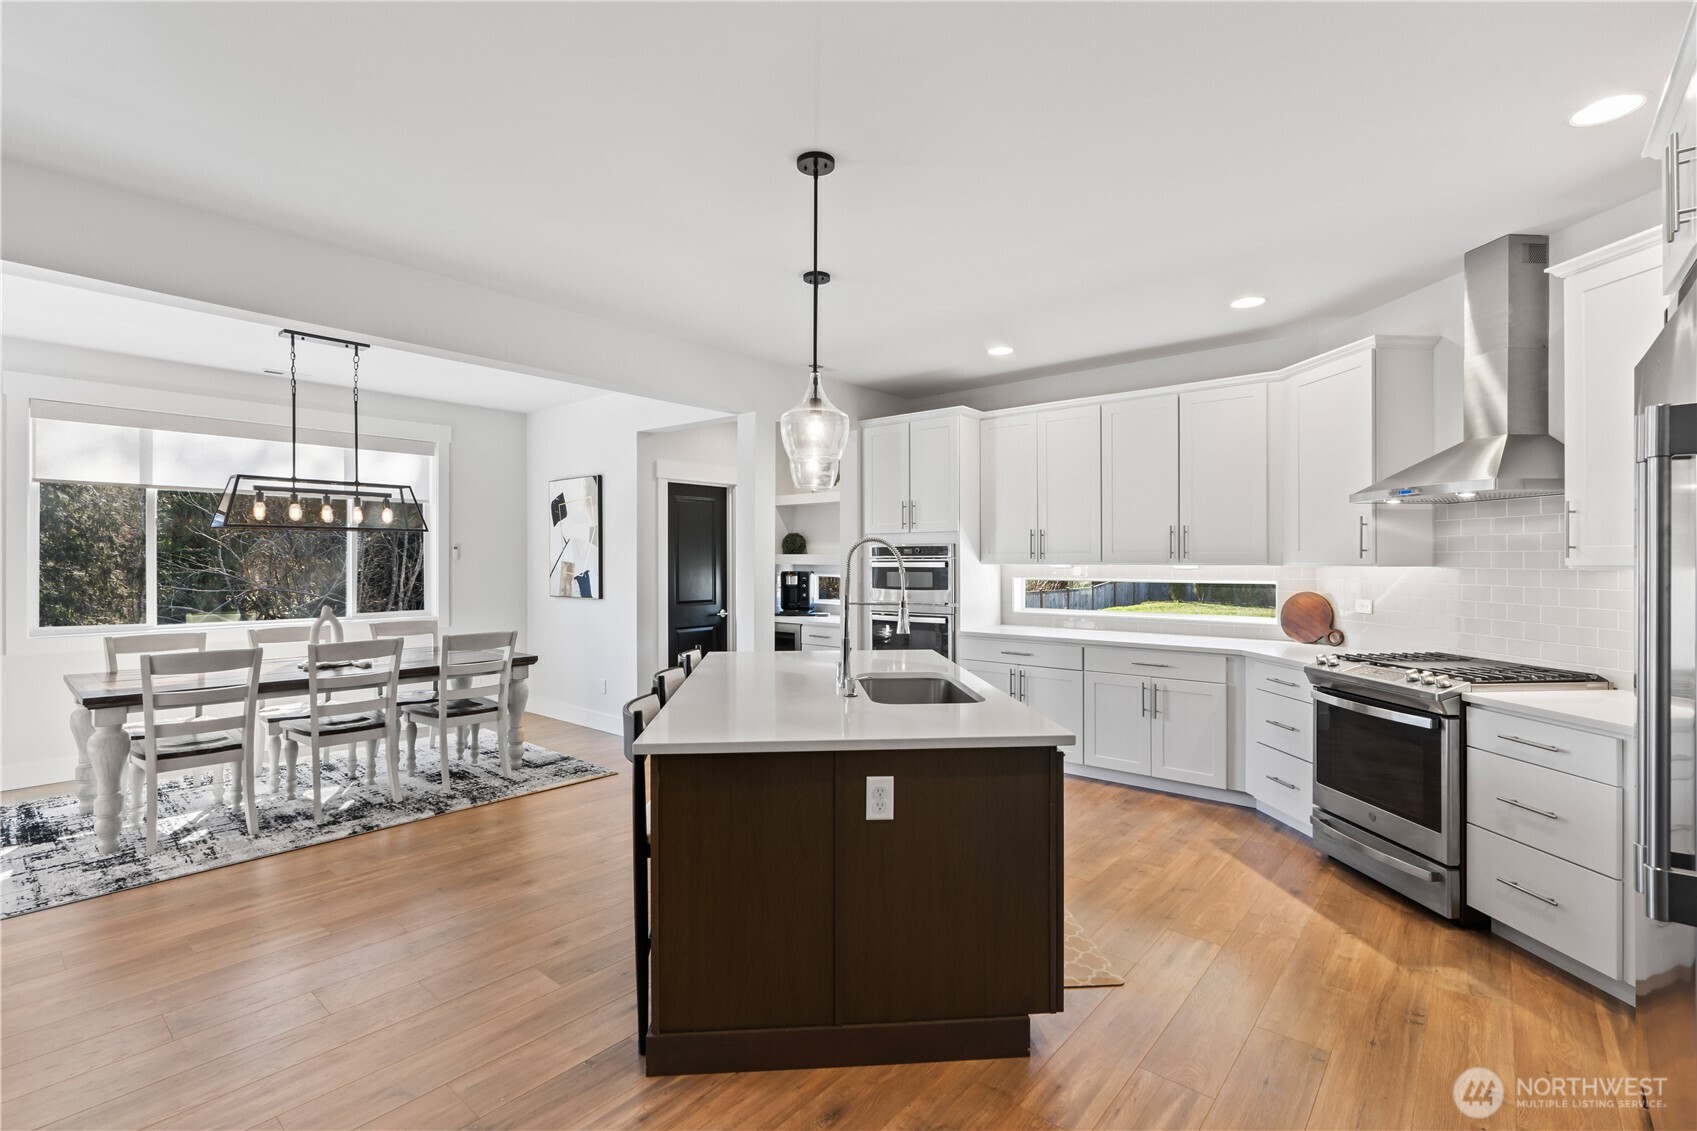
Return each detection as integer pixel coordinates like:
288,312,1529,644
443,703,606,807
289,333,298,487
811,168,819,382
351,345,362,494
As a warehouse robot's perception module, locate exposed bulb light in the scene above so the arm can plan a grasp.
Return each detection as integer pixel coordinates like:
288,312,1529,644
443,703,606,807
351,498,364,524
319,497,334,523
1230,296,1266,309
287,495,303,522
251,490,267,521
987,345,1014,356
1569,93,1647,127
381,502,394,525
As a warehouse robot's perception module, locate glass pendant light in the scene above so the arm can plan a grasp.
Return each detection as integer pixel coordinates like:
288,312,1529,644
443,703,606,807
779,151,850,491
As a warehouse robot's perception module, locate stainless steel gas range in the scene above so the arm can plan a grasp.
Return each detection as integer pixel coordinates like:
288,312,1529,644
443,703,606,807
1304,651,1610,919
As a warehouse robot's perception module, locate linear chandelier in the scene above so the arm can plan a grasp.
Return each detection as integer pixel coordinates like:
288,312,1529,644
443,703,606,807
212,329,428,532
779,150,851,492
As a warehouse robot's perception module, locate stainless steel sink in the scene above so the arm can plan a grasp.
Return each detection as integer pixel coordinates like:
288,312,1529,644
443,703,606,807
856,673,983,705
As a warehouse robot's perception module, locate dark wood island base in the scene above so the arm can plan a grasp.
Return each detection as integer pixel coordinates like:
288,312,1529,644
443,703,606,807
644,744,1064,1076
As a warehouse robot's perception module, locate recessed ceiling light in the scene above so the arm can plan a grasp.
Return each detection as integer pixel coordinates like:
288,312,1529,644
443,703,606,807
987,345,1014,356
1230,296,1266,310
1569,93,1647,127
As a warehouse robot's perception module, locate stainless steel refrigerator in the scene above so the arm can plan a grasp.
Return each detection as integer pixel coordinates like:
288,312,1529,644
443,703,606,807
1635,275,1697,1131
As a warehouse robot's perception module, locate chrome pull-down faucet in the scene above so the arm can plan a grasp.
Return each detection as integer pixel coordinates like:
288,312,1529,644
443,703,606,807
839,537,909,696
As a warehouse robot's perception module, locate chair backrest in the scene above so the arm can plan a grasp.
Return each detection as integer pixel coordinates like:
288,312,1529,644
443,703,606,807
106,631,206,675
137,648,262,756
440,631,517,703
677,648,705,676
622,693,662,763
301,638,404,735
369,618,440,651
652,666,686,705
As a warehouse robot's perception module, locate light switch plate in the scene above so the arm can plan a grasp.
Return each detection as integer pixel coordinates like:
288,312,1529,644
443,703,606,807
866,775,894,820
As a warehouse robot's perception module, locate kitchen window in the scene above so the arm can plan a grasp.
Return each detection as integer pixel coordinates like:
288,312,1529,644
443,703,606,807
30,400,433,630
1019,578,1276,619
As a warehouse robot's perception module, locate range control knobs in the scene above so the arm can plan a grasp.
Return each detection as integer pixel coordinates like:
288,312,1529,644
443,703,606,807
1406,671,1422,682
1436,677,1455,689
1419,670,1438,685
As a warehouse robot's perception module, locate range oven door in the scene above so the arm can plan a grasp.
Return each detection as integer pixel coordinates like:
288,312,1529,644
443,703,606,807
1312,686,1461,867
867,608,953,660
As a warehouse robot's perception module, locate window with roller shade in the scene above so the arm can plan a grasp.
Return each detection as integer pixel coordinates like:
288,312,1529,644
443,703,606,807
30,400,433,629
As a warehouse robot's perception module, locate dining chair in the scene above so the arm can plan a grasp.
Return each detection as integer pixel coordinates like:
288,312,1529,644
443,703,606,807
403,631,516,782
105,630,212,802
127,647,262,855
677,648,705,676
280,638,404,823
622,691,662,1054
249,616,345,797
652,666,686,706
370,617,467,756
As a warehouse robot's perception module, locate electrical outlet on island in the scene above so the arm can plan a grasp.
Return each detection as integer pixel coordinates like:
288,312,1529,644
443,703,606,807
866,776,894,820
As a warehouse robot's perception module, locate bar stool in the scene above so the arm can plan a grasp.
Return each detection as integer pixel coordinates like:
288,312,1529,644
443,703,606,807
677,648,705,676
622,692,661,1053
652,666,686,706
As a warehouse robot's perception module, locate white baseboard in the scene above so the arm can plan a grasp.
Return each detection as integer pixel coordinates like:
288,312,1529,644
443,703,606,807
524,696,619,736
1064,762,1253,809
1,756,77,793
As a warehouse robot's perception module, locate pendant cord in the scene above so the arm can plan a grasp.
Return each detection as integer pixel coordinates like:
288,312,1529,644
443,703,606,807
289,333,298,487
351,346,361,493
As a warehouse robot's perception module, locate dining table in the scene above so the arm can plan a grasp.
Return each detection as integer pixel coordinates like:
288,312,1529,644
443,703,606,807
62,647,538,855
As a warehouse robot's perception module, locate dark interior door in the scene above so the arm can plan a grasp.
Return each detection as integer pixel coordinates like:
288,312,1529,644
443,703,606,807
668,483,728,661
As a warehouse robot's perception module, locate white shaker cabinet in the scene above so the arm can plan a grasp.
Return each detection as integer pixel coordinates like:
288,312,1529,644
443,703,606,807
1177,383,1268,564
1101,394,1181,564
1284,339,1437,566
961,655,1082,763
906,416,960,534
860,411,975,537
1150,677,1229,789
980,405,1101,565
1550,234,1668,568
861,421,911,536
1645,5,1697,295
1082,672,1153,775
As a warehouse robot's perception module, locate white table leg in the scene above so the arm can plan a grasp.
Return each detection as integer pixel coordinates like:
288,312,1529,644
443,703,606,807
70,706,97,815
88,708,131,856
507,670,530,772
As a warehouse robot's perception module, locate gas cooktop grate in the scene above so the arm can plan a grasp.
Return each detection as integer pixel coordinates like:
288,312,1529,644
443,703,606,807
1331,652,1605,685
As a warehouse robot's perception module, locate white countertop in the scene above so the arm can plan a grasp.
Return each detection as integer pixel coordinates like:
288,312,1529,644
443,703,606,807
633,649,1076,755
775,613,841,626
960,623,1326,667
1463,689,1639,738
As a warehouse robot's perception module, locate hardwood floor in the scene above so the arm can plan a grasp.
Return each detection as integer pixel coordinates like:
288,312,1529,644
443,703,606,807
0,715,1649,1130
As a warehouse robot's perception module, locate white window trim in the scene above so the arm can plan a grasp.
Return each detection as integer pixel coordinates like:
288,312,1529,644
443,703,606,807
4,371,453,651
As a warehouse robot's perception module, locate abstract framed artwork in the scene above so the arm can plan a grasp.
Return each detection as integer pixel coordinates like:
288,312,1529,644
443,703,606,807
548,474,602,598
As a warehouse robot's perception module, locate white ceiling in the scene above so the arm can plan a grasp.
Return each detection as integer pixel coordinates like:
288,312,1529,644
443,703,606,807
1,2,1684,398
0,275,607,413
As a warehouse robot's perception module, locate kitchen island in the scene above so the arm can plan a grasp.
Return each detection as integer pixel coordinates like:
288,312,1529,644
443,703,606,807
631,649,1074,1076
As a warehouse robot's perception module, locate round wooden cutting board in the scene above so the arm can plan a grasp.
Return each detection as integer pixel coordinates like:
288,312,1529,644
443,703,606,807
1280,591,1343,646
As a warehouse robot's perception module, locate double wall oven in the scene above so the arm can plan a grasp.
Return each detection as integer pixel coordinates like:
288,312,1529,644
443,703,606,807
862,543,956,660
1306,652,1608,919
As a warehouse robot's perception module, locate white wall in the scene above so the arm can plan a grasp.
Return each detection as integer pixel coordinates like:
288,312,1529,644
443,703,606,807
524,393,726,733
1,338,528,788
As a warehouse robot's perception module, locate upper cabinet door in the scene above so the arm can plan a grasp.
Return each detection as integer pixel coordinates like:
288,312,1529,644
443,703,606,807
1151,677,1228,790
1035,405,1101,564
1178,384,1269,564
861,421,911,536
905,416,959,534
1649,16,1697,295
1101,395,1180,564
1288,351,1376,565
1559,239,1666,568
981,413,1040,563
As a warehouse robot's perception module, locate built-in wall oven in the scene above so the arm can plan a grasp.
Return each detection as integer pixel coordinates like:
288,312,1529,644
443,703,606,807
866,607,954,661
867,544,954,607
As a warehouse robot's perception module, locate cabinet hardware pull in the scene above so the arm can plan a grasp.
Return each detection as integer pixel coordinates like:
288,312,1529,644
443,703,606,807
1358,515,1369,559
908,499,915,526
1169,525,1176,560
1266,720,1298,732
1040,529,1046,560
1151,683,1160,720
1268,677,1297,687
1566,505,1577,554
1019,668,1027,701
1182,525,1189,559
1009,669,1016,697
1140,682,1148,718
1128,661,1173,668
1497,733,1564,753
1267,775,1298,791
1496,796,1560,820
900,500,907,529
1029,529,1035,559
1001,650,1034,657
1496,877,1559,907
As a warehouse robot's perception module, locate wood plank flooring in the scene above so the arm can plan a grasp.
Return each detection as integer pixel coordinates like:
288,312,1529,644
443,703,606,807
0,715,1650,1130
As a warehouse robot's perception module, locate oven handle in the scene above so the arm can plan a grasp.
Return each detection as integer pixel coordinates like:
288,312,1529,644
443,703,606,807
1313,814,1442,882
871,613,951,626
1311,688,1437,730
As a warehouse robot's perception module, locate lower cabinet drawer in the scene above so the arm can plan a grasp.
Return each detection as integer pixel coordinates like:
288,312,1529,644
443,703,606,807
1248,660,1314,703
1466,750,1622,878
958,635,1083,671
1247,741,1312,825
801,626,839,647
1465,708,1622,786
1085,645,1227,684
1249,689,1312,761
1466,825,1621,979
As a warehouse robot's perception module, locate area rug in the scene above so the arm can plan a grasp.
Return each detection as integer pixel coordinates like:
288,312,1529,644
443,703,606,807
0,734,614,918
1063,909,1126,988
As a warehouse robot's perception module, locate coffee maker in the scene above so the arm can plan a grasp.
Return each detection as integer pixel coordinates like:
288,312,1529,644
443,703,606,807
778,570,813,614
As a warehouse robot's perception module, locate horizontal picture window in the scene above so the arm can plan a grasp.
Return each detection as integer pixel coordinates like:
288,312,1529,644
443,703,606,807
1019,579,1276,619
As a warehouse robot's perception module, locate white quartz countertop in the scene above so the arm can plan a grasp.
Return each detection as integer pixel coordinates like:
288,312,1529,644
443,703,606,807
632,649,1076,755
1463,689,1639,737
775,613,841,626
960,623,1326,667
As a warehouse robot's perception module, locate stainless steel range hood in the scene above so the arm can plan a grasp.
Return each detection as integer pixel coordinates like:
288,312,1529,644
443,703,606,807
1352,233,1564,504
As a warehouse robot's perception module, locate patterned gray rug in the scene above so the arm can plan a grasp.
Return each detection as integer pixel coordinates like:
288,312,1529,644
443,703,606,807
0,734,614,918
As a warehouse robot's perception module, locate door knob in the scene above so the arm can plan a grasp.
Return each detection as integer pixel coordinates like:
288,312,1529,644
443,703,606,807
716,609,729,618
